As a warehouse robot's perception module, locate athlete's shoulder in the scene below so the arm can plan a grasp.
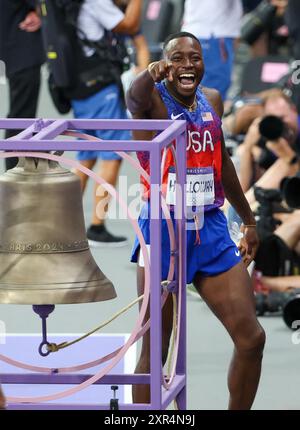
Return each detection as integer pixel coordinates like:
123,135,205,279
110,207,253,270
200,86,224,119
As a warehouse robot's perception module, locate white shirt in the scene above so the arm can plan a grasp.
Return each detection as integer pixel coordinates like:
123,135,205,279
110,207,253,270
77,0,124,55
182,0,243,39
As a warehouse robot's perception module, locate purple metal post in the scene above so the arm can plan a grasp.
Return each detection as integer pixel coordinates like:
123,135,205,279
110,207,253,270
0,118,187,410
174,129,187,410
149,144,162,409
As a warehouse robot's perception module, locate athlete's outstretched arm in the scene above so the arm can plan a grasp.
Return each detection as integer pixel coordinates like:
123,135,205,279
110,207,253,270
126,60,173,115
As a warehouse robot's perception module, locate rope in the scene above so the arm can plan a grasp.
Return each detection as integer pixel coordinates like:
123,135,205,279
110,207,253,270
166,293,178,379
0,147,176,376
161,143,182,394
46,295,144,353
0,291,169,375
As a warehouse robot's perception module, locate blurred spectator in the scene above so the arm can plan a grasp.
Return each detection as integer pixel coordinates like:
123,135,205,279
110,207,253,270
223,88,283,136
127,30,150,75
285,0,300,58
242,0,263,13
68,0,142,246
226,91,299,227
168,0,185,34
256,210,300,285
224,1,291,104
141,0,175,61
259,272,300,290
115,0,150,94
241,93,299,197
181,0,243,100
0,0,44,408
0,0,45,170
241,0,290,57
251,177,300,323
233,91,298,191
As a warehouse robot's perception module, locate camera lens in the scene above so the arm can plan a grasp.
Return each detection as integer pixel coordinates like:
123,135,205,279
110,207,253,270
259,115,285,140
241,1,276,45
281,175,300,209
283,293,300,329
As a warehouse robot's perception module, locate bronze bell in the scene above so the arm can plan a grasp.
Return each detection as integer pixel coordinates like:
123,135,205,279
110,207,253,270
0,157,116,305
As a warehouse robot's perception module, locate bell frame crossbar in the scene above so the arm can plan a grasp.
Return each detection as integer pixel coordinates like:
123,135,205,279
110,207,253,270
0,118,187,411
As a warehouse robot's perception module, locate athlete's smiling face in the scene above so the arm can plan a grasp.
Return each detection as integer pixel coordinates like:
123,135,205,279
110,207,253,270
164,37,204,98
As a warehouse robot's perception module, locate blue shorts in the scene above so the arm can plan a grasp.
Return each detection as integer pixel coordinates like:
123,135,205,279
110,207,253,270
72,84,130,161
199,37,234,101
131,203,241,284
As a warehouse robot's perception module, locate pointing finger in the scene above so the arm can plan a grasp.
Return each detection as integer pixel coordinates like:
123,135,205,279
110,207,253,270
166,62,174,82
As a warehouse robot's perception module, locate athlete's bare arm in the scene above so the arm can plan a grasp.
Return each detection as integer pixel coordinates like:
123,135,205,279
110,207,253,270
126,60,171,140
112,0,142,35
205,88,259,263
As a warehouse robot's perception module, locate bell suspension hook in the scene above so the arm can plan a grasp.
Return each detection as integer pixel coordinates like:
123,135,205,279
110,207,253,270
32,305,55,357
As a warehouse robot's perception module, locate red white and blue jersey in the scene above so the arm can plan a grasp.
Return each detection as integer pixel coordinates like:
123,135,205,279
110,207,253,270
137,81,225,211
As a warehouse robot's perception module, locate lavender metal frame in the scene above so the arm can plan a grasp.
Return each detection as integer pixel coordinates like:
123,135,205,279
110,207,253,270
0,118,187,410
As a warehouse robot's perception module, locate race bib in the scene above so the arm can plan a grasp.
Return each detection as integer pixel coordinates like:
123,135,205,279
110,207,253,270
166,167,215,207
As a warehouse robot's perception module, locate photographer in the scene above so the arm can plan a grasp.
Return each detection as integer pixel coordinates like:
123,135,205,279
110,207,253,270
255,209,300,286
241,0,290,57
182,0,243,101
0,0,45,170
285,0,300,58
226,91,299,229
57,0,142,246
236,92,299,195
253,209,300,325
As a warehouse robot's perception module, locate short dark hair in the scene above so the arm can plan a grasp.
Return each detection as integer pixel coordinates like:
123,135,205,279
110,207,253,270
163,31,201,52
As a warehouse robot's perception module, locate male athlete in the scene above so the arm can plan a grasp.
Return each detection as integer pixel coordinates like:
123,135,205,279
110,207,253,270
126,32,265,409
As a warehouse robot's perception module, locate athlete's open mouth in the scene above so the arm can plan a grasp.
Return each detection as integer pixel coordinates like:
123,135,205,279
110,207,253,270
178,73,196,88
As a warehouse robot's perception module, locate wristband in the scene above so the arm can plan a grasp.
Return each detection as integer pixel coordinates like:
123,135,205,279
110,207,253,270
243,224,257,228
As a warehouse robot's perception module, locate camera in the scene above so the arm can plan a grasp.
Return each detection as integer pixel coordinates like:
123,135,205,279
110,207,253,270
280,171,300,209
254,172,300,241
283,290,300,329
255,289,300,330
259,115,295,142
256,291,288,316
254,186,282,239
241,0,276,45
256,115,297,170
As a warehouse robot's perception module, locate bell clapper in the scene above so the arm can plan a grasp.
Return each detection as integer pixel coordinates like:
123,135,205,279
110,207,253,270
32,305,55,357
